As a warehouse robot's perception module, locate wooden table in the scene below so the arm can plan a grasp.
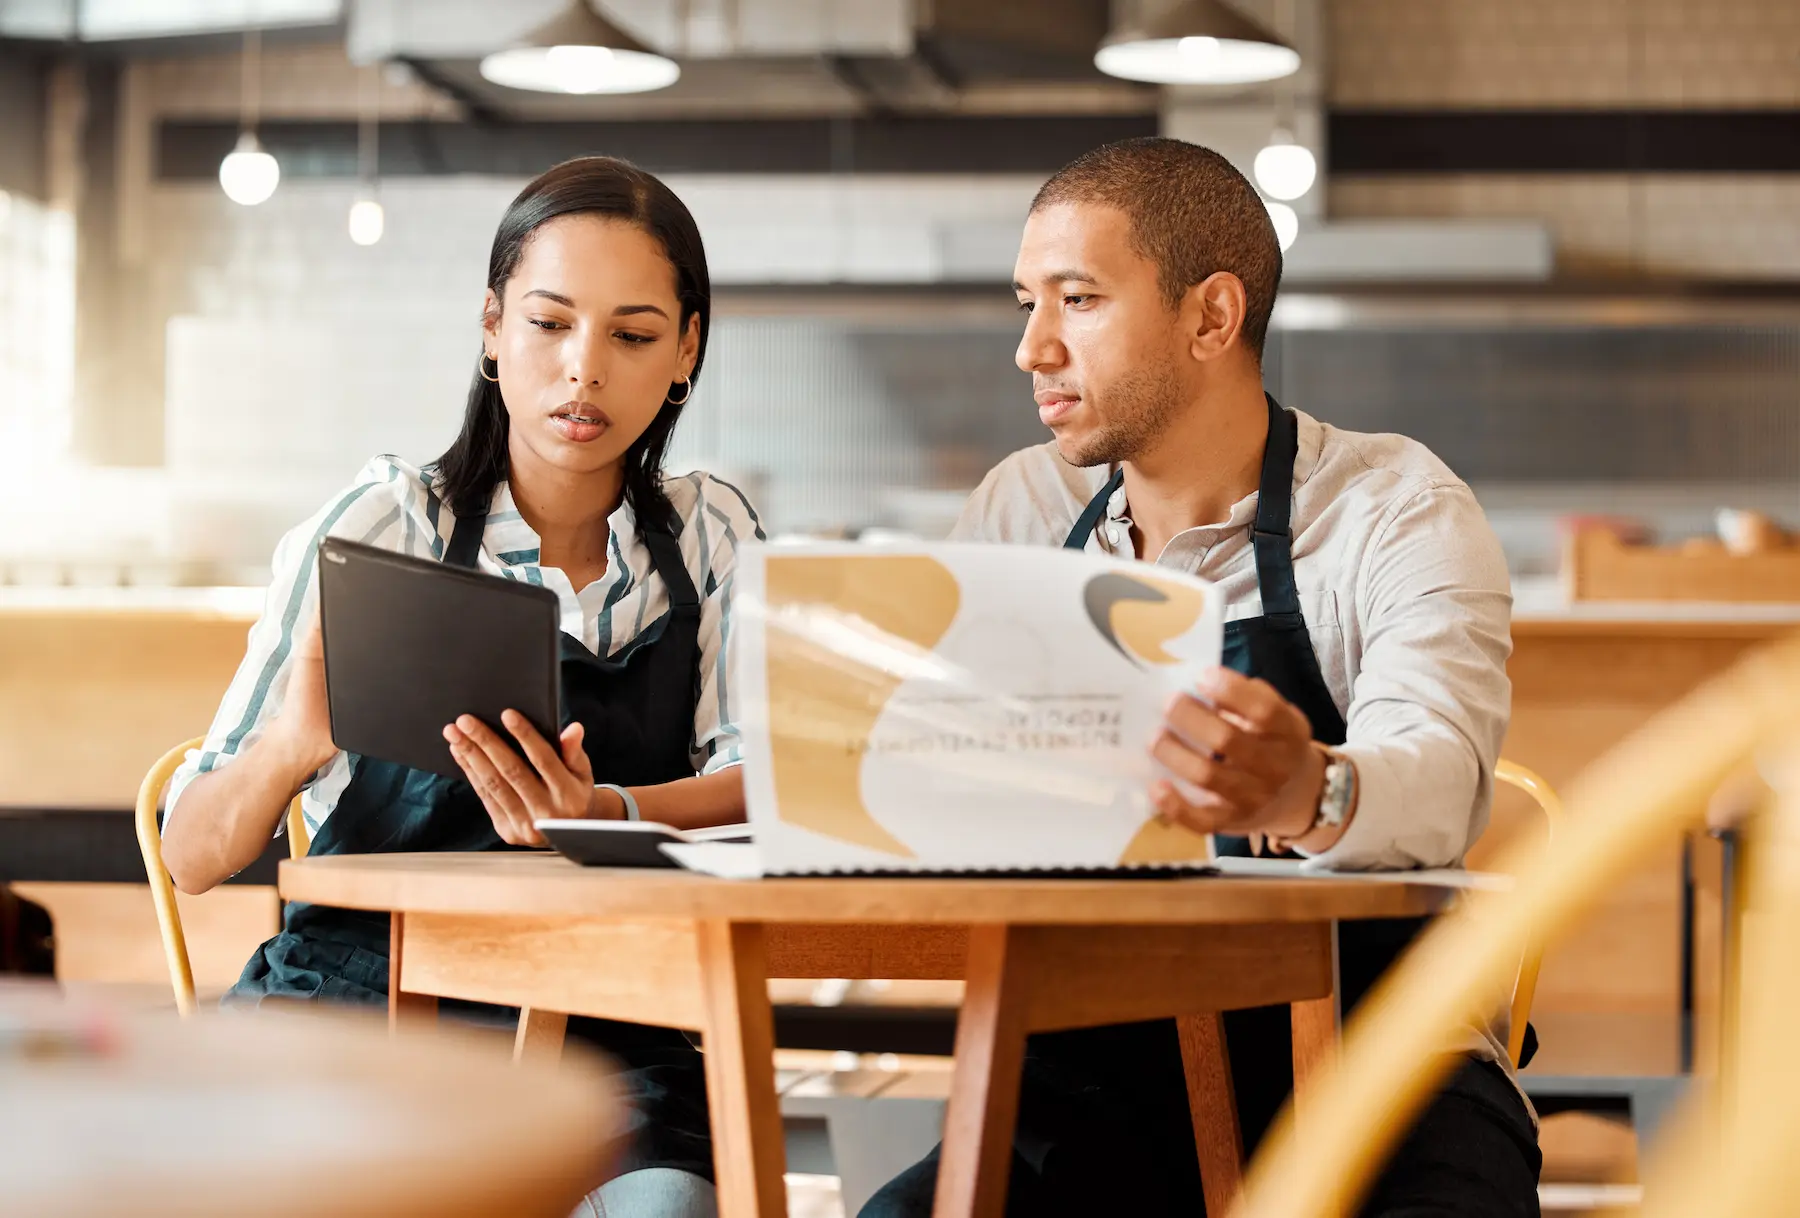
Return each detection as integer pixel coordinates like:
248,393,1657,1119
2,980,622,1218
281,852,1451,1218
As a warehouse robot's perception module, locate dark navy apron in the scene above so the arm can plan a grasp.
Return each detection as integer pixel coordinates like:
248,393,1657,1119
226,498,716,1178
1026,393,1431,1196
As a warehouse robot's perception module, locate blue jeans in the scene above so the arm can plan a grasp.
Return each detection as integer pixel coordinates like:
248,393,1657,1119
572,1168,716,1218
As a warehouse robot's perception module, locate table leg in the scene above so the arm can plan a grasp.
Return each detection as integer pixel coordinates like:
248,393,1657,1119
514,1007,568,1066
1177,1011,1243,1215
388,912,437,1035
934,924,1031,1218
697,920,787,1218
1290,994,1338,1132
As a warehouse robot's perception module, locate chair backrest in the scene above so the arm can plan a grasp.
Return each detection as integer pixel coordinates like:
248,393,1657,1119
1231,631,1800,1218
1492,759,1562,1066
135,737,309,1016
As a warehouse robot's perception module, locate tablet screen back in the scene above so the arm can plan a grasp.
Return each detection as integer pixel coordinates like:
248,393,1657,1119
318,537,561,779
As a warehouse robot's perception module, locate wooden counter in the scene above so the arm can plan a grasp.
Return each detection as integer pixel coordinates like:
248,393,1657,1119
1503,608,1800,1074
0,590,259,809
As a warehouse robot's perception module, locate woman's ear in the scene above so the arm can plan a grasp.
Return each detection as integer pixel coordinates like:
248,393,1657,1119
480,287,502,349
678,313,701,379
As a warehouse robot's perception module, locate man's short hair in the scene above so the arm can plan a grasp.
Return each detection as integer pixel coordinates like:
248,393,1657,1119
1031,136,1281,359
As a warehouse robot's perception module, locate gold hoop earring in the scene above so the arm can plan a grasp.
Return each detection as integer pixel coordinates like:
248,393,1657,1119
478,352,499,383
666,376,693,405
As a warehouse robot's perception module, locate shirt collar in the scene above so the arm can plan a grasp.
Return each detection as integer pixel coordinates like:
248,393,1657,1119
479,481,640,567
1101,407,1326,538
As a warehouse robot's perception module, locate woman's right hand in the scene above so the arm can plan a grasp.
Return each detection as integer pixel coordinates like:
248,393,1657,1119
264,603,339,778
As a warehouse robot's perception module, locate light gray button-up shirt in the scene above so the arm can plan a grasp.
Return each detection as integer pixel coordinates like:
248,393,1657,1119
950,407,1521,1077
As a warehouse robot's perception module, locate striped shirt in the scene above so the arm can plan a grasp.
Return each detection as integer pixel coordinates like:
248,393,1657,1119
165,455,764,838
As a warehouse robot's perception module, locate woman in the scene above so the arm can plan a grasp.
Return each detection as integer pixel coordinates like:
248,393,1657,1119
161,156,757,1217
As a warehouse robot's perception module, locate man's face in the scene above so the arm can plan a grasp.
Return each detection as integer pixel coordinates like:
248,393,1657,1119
1012,201,1190,468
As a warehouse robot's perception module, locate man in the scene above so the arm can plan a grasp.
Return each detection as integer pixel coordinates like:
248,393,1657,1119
859,139,1538,1216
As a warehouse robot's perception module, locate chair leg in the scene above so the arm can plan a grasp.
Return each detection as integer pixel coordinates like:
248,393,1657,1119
1178,1011,1244,1216
514,1007,569,1066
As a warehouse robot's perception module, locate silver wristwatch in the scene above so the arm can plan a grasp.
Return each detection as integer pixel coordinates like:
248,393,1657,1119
1312,747,1357,835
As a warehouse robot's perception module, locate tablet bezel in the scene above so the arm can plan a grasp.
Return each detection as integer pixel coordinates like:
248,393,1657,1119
318,535,562,780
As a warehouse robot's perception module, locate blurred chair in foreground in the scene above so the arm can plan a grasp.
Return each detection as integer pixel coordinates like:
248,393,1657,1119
1231,633,1800,1218
2,982,621,1218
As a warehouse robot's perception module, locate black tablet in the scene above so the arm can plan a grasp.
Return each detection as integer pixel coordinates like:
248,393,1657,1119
318,536,561,779
536,820,753,868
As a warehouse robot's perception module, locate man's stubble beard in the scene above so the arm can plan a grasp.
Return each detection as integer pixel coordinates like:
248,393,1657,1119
1060,356,1185,469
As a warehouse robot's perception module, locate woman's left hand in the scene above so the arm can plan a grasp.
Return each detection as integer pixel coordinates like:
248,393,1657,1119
444,710,597,847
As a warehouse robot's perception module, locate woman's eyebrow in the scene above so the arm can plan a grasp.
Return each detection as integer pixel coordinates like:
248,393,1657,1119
614,304,670,319
522,288,575,306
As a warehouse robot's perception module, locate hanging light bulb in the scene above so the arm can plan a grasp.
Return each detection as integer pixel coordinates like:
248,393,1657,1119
480,2,679,95
346,65,383,245
219,132,280,206
1095,0,1299,85
348,198,385,246
1254,131,1317,202
1265,200,1300,253
221,29,278,206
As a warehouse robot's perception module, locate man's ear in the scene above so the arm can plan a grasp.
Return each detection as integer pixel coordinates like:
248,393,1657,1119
1181,272,1249,364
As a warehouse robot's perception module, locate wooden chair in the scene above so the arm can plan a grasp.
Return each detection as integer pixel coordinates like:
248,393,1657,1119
1229,631,1800,1218
136,736,309,1016
1173,759,1562,1212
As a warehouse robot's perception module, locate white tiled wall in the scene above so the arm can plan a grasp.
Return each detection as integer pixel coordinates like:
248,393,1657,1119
126,173,1042,566
0,192,75,480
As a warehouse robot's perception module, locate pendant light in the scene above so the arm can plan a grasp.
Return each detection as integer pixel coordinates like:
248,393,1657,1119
1264,199,1299,252
219,27,279,206
479,2,679,95
348,64,383,246
1254,131,1316,201
1095,0,1300,86
1251,0,1315,202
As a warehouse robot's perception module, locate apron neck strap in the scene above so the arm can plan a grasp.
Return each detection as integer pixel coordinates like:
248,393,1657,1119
1063,469,1124,551
641,526,701,619
1059,393,1304,618
1251,392,1301,617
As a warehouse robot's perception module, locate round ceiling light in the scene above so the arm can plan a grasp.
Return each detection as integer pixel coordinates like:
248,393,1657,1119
479,3,679,95
348,198,385,246
219,133,280,206
1095,0,1300,85
1265,199,1300,252
1253,134,1317,201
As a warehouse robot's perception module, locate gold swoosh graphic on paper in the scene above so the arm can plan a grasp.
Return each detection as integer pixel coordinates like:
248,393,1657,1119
766,555,961,857
1117,817,1213,865
1085,573,1210,668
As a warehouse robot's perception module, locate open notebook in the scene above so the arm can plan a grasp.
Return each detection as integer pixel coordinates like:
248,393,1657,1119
663,541,1229,878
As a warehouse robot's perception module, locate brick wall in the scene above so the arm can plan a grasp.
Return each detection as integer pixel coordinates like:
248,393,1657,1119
1327,0,1800,274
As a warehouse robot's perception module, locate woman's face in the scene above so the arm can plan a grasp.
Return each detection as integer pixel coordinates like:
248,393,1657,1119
483,214,699,483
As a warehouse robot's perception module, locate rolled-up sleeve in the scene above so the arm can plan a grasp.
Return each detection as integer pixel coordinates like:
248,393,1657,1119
1306,483,1514,870
162,459,433,836
690,477,767,775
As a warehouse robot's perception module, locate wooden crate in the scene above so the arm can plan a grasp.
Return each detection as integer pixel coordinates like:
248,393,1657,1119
1564,528,1800,603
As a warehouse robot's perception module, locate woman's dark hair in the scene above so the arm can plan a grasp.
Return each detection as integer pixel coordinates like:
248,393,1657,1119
433,156,710,535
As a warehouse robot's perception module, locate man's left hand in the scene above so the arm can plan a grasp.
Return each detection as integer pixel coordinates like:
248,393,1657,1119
1148,667,1328,843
